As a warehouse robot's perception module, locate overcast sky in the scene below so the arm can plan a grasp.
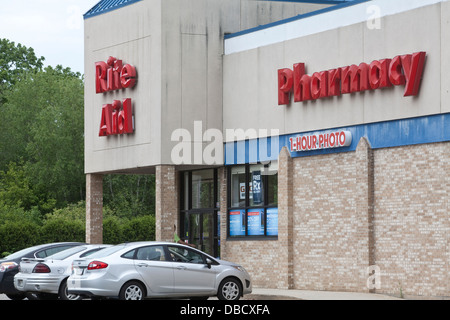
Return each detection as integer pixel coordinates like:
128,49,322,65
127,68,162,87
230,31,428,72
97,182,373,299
0,0,100,74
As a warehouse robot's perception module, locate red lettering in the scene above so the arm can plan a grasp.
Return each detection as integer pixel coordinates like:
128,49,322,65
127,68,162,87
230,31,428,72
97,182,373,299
323,134,329,148
342,63,369,94
318,134,324,148
289,137,294,151
119,98,133,134
95,62,108,93
312,135,318,149
339,131,345,146
301,136,307,150
99,104,113,136
401,51,426,97
95,57,137,94
98,99,134,137
329,133,335,147
293,63,312,102
121,64,137,88
369,59,392,89
278,68,293,105
389,55,405,86
328,68,341,97
311,71,328,100
278,52,426,105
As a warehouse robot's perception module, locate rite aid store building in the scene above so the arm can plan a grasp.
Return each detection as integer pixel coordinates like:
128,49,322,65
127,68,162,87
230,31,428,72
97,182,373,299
84,0,450,298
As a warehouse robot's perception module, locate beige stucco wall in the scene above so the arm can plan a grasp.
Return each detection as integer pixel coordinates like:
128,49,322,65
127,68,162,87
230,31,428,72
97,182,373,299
84,0,161,174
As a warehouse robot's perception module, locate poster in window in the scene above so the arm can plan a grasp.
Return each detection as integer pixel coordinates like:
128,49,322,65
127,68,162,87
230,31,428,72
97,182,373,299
266,208,278,236
247,209,264,236
229,210,245,236
252,171,262,204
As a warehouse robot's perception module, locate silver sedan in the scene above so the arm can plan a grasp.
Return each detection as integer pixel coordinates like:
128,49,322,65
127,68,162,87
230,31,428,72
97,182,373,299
67,241,252,300
14,245,111,300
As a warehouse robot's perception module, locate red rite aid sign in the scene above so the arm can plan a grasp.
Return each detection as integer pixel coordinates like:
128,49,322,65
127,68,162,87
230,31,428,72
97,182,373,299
278,51,426,105
96,56,137,137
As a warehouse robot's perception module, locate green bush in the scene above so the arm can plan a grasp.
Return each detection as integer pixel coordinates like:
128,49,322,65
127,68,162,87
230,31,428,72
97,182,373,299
0,199,157,253
122,215,155,242
40,218,85,243
0,221,40,254
103,216,124,244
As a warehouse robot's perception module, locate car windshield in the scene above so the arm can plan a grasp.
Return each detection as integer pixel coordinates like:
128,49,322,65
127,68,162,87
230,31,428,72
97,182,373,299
2,245,46,260
47,246,87,260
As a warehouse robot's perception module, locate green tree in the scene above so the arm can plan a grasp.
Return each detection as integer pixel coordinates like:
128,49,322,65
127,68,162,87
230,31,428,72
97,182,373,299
103,174,155,218
0,39,44,103
1,66,85,207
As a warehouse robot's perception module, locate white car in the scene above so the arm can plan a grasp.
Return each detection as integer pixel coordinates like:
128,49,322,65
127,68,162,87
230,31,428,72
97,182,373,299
68,241,252,300
14,244,111,300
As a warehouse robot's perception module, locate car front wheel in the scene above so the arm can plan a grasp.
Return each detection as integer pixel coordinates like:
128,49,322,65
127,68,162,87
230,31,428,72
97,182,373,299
119,281,145,300
218,278,242,300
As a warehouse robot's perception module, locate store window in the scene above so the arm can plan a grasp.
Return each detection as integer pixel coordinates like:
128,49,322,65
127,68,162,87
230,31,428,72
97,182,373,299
228,162,278,238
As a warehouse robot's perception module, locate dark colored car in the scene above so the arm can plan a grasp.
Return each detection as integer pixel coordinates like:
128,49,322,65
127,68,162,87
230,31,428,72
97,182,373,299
0,242,85,300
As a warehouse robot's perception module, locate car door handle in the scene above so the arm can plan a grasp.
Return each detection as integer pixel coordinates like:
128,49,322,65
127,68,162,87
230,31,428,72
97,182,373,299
176,266,187,270
137,263,148,268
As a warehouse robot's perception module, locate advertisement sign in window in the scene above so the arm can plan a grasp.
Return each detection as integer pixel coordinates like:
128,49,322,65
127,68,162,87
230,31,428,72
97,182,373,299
266,208,278,236
229,210,245,236
252,171,262,205
247,209,264,236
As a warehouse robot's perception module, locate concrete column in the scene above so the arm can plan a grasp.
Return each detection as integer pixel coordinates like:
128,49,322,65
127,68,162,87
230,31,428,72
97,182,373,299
355,137,375,292
86,174,103,244
155,165,179,242
277,147,294,289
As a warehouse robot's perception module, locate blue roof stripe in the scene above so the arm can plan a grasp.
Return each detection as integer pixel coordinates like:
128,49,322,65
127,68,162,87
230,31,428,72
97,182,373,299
84,0,142,19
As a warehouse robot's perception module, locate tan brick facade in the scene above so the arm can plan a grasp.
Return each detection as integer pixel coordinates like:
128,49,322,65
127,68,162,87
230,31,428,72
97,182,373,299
86,174,103,244
155,165,179,243
219,141,450,299
372,142,450,298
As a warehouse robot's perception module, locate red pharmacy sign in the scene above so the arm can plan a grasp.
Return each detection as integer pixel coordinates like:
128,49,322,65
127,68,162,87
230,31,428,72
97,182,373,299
278,52,426,105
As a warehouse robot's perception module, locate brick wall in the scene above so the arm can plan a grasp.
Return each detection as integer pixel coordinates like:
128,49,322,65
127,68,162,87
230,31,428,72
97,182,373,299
220,141,450,298
86,174,103,244
292,145,363,291
373,142,450,298
155,165,179,243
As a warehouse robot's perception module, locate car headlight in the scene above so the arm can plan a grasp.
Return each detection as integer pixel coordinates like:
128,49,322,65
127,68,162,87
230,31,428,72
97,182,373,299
232,265,246,273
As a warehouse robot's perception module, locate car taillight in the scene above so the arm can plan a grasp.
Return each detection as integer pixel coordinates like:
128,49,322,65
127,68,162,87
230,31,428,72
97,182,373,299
87,261,108,270
0,262,18,272
33,263,51,273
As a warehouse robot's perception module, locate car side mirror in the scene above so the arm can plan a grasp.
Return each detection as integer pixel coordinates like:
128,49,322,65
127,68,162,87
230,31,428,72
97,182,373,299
206,258,212,269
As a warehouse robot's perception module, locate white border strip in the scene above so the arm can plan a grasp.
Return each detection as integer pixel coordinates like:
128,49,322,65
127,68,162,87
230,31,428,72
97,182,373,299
224,0,447,55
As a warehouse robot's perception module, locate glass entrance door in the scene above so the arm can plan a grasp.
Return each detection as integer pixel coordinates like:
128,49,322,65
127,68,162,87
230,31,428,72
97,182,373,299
180,169,219,257
187,212,217,255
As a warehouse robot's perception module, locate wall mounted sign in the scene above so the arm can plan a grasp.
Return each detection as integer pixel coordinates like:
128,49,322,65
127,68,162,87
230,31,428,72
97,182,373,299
96,56,137,137
278,51,426,105
289,130,352,152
